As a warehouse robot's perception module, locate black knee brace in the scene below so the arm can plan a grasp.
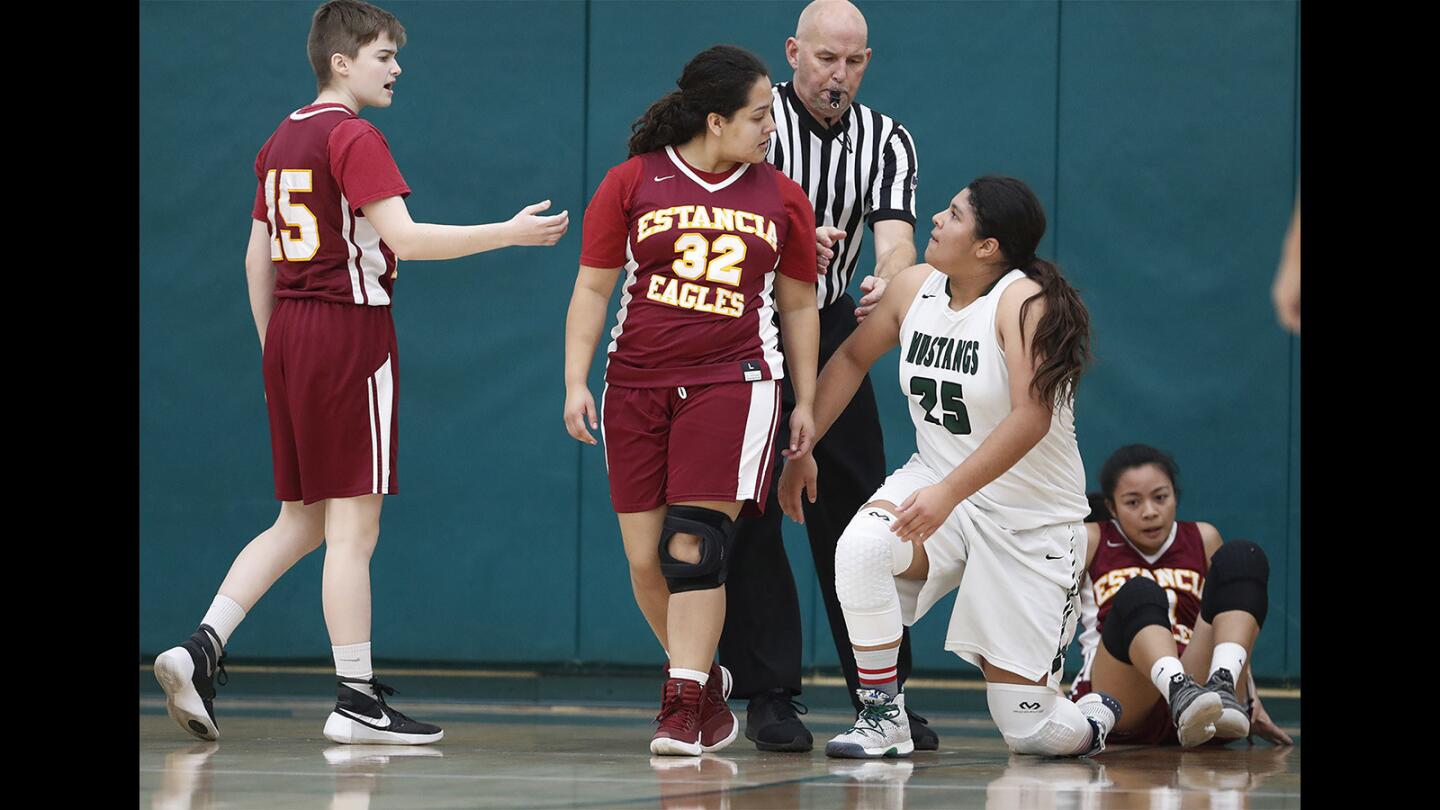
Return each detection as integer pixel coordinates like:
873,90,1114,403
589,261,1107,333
1200,540,1269,626
1102,576,1172,665
658,505,736,593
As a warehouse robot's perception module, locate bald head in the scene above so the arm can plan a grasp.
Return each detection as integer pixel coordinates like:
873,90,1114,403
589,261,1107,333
786,0,872,123
795,0,868,43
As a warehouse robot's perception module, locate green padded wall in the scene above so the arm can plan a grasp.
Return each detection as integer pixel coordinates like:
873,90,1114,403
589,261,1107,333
141,0,1299,681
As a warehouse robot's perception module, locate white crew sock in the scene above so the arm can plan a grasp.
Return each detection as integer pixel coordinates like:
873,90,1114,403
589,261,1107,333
200,595,246,649
1150,656,1186,702
333,642,376,698
670,667,709,687
1208,643,1247,681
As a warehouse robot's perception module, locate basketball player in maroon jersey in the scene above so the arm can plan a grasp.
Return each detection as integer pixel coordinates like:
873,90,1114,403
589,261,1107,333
153,0,568,746
1069,445,1292,746
563,45,820,756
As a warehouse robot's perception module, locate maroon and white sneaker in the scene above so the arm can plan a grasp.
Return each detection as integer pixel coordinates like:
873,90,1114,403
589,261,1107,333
700,662,738,752
651,678,705,756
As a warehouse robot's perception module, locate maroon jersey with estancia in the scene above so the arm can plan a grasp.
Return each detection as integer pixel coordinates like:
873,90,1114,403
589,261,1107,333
251,104,411,306
581,146,817,387
1070,521,1209,698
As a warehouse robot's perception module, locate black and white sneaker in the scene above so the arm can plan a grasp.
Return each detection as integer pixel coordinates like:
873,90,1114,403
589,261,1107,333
1168,673,1223,747
1206,668,1251,740
153,624,228,741
322,677,444,745
1075,691,1123,757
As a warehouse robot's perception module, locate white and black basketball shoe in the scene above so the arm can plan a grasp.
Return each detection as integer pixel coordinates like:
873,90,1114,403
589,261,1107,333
153,624,228,741
1168,673,1223,747
1205,668,1251,739
322,677,444,745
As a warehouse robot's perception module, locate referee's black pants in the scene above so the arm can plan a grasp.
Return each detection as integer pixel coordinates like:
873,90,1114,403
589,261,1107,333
719,294,914,713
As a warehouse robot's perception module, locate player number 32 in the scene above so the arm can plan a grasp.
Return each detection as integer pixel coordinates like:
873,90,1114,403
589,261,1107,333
264,169,320,262
672,233,746,286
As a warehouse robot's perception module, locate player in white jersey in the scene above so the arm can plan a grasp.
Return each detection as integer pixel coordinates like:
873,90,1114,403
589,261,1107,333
779,176,1119,759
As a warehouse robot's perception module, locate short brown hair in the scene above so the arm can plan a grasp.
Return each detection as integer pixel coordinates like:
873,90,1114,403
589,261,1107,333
307,0,407,91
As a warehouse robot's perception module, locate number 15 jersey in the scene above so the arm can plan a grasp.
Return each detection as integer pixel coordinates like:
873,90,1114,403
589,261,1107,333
897,268,1089,530
580,146,817,388
251,103,412,306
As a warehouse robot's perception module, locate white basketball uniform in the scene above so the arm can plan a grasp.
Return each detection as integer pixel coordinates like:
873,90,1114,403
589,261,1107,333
870,268,1091,685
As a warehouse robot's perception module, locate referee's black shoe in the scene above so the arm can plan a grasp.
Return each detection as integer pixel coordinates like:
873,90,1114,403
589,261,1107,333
907,706,940,751
745,688,813,752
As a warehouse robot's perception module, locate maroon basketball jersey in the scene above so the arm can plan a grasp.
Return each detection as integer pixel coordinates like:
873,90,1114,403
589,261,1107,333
1089,520,1209,651
251,104,411,306
580,147,817,387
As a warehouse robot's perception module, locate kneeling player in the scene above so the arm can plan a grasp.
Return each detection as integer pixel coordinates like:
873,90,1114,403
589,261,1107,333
781,176,1119,759
1068,444,1292,747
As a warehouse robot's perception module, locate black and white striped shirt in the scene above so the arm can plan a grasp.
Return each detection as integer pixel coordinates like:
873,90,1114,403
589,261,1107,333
768,81,918,310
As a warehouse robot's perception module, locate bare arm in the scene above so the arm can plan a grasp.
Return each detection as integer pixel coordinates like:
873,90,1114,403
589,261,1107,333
244,219,276,350
854,219,918,322
363,196,568,261
1084,522,1101,569
775,273,820,454
562,264,622,445
777,265,928,522
810,264,929,446
1271,201,1300,333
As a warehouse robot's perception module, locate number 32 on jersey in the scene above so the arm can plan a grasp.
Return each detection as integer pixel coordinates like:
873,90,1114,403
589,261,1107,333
645,232,747,318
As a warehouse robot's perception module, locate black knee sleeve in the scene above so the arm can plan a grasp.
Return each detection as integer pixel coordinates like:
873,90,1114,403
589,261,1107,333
658,505,736,593
1101,576,1172,665
1200,540,1269,626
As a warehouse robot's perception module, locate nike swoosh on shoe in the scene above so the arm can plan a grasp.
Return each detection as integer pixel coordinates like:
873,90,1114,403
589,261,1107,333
338,708,391,729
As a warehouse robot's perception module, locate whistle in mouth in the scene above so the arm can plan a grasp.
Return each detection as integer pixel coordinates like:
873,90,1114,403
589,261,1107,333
827,90,842,109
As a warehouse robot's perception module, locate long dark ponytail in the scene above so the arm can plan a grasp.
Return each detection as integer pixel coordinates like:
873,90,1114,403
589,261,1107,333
966,175,1091,408
628,45,770,157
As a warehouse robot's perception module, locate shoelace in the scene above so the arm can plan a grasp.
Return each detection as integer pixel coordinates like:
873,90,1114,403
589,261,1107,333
339,677,419,724
769,694,809,720
852,701,902,738
655,683,700,727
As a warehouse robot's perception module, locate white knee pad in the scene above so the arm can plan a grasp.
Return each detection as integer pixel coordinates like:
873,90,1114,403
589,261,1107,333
987,683,1094,757
834,507,911,647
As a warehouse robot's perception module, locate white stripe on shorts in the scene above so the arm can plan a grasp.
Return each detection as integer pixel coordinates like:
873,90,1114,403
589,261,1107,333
369,355,394,494
735,380,779,501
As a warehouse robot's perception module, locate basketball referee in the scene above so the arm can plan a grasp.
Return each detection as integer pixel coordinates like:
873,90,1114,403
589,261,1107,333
718,0,936,752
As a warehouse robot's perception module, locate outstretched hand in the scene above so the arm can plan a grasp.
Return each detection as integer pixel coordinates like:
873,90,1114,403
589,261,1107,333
510,200,569,246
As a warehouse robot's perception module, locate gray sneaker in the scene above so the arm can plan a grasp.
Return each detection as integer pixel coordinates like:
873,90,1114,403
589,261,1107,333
1205,668,1250,739
825,689,913,759
1168,673,1223,747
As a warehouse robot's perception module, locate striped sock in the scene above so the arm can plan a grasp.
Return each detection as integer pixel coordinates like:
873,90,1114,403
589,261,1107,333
854,647,900,698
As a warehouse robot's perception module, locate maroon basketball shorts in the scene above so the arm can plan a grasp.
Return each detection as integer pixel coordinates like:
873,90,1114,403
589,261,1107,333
601,380,781,515
262,298,399,504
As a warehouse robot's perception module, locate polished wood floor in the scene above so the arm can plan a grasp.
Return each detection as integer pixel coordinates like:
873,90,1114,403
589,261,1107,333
141,691,1299,809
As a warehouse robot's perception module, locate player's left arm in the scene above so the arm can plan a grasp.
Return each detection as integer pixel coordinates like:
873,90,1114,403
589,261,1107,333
244,219,277,351
892,278,1053,542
